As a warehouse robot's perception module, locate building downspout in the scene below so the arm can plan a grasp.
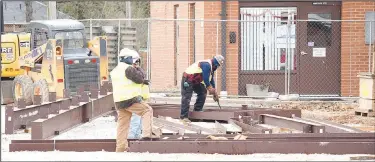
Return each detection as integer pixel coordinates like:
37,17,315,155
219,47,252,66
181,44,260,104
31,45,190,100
220,0,227,95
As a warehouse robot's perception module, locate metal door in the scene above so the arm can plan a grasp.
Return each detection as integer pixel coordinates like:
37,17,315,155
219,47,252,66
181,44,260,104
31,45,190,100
297,2,341,96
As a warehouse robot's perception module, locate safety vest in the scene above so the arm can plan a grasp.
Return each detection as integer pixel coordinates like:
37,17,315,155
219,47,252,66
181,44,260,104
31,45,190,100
185,59,213,86
110,63,149,102
141,84,150,101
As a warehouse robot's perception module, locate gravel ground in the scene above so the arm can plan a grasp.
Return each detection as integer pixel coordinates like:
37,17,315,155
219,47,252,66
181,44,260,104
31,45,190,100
273,102,375,129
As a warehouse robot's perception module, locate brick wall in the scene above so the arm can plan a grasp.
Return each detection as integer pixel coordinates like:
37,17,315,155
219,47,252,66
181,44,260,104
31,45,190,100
149,1,239,94
341,1,375,96
203,1,239,95
4,24,27,33
150,1,205,92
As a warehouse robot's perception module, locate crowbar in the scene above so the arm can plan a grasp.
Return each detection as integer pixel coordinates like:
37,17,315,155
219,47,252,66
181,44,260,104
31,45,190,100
217,100,222,109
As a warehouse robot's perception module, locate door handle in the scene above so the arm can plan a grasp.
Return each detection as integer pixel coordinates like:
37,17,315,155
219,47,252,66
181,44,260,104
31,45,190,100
301,51,307,55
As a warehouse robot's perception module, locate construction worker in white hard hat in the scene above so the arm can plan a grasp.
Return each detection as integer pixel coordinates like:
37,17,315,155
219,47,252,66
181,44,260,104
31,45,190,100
110,48,159,153
180,55,225,123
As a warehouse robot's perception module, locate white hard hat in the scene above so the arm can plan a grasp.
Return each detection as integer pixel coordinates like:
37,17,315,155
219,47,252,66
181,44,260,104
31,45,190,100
118,48,140,64
214,55,225,66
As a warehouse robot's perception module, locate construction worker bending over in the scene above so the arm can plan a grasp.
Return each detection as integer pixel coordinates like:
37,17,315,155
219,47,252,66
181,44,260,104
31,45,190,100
110,48,159,153
180,55,225,123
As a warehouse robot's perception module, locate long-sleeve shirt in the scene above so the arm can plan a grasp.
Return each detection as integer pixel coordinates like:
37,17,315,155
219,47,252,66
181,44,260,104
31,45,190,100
200,62,215,88
125,66,146,84
115,65,146,109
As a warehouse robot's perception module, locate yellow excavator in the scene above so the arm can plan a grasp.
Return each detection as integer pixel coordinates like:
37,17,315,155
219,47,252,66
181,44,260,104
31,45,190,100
1,19,109,105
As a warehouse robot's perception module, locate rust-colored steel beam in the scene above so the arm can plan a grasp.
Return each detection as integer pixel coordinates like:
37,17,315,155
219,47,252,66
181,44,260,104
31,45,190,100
229,118,272,134
128,141,375,154
189,111,248,121
152,108,180,118
31,95,114,139
259,114,326,133
153,117,202,134
149,104,302,122
246,109,301,120
4,93,70,134
9,133,375,154
292,117,367,133
149,103,247,110
30,83,114,139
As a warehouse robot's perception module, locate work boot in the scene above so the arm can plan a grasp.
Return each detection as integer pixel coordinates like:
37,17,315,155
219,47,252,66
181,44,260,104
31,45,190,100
140,133,160,141
116,147,129,153
181,118,192,123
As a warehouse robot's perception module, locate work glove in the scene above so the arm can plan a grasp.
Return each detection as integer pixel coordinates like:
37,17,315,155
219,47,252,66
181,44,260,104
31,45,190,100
143,80,150,85
207,86,216,95
213,92,219,102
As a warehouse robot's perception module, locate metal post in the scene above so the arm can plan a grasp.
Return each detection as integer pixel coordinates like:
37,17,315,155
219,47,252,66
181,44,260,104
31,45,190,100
47,1,57,20
284,20,289,96
287,13,291,95
216,20,219,86
126,1,132,27
220,0,227,92
147,19,151,80
371,21,375,74
118,20,121,63
89,19,93,40
0,0,3,103
349,14,353,96
369,21,373,73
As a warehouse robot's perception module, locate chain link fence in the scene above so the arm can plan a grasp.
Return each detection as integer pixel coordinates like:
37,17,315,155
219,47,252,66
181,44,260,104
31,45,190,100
2,18,374,98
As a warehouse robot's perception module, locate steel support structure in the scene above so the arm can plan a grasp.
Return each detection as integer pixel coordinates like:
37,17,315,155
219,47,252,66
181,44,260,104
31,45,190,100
259,114,326,133
5,82,114,139
9,133,375,154
292,116,366,133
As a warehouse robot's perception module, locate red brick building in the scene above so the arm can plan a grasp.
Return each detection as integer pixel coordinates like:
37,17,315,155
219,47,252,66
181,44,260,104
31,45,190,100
150,0,375,97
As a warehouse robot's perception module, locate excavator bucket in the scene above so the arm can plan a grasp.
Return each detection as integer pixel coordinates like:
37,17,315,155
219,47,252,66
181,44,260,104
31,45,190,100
1,80,14,104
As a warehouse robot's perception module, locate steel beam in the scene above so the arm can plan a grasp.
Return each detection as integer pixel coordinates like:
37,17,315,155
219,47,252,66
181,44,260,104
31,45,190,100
31,102,84,139
129,141,375,154
31,93,114,139
5,96,70,134
189,111,247,121
153,121,186,135
153,108,180,118
229,118,272,134
214,121,227,134
259,114,326,133
153,117,201,134
227,119,243,132
9,133,375,153
246,109,301,120
183,122,220,134
292,117,366,133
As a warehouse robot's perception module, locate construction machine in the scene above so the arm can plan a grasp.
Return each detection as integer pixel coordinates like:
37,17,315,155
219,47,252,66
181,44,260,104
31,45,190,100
1,19,109,105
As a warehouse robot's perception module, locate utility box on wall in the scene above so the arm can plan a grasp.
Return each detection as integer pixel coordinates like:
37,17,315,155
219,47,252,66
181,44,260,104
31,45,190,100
365,11,375,45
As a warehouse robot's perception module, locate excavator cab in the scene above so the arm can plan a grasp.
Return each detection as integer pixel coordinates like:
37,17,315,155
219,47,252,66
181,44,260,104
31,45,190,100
27,20,102,94
2,19,108,106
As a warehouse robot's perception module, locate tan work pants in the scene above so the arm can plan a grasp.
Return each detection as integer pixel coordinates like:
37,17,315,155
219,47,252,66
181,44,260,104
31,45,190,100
115,101,153,152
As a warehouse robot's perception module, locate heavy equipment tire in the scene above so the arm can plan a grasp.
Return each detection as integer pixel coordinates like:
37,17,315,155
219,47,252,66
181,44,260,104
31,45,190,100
32,79,49,104
12,75,34,106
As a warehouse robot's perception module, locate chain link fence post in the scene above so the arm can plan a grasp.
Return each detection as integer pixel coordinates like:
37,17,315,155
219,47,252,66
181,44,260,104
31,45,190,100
89,18,93,40
369,21,373,73
117,20,121,64
147,18,151,81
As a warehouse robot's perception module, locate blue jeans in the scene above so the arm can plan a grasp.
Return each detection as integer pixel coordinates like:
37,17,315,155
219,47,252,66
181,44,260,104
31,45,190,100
127,113,142,139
